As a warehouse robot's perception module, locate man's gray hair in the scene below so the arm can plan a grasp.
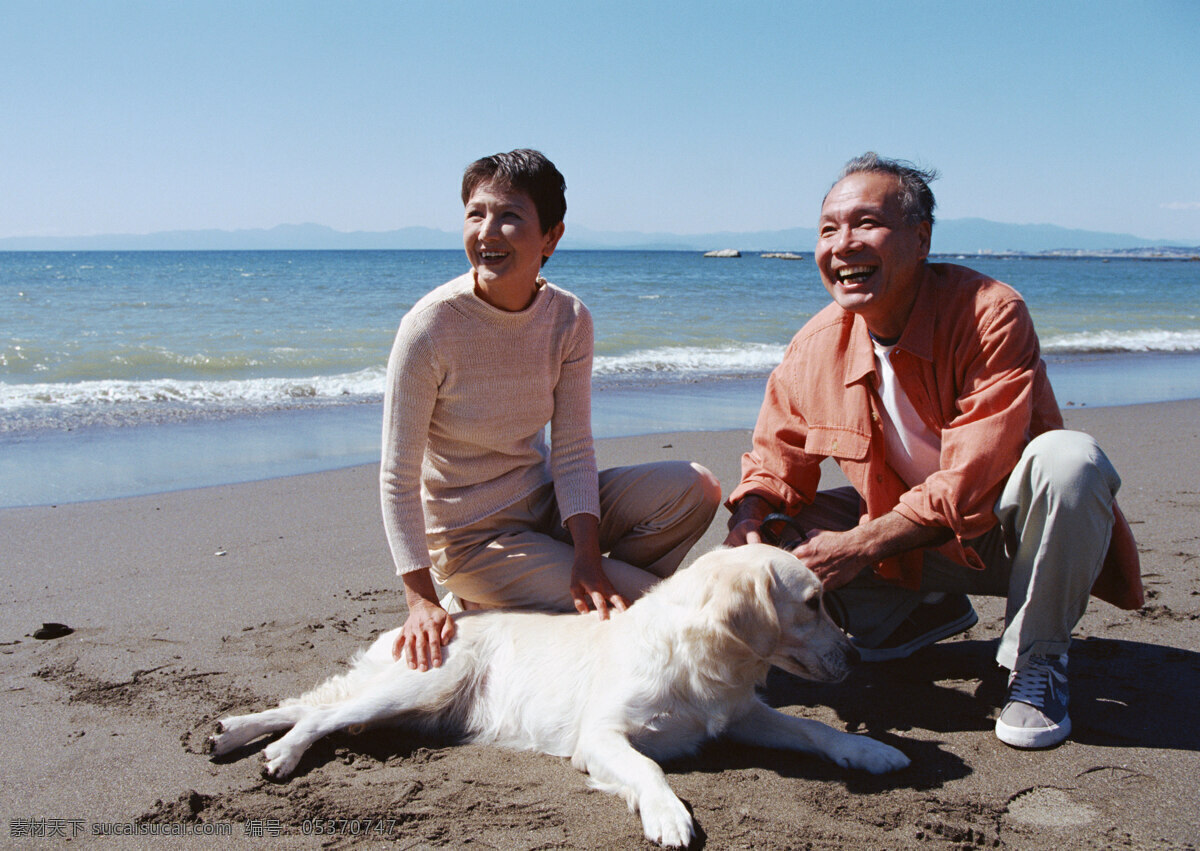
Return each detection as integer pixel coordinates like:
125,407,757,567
834,152,939,227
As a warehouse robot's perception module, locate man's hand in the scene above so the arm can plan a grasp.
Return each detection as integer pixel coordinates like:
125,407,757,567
723,494,775,547
791,511,952,591
565,513,628,618
789,529,872,590
393,569,456,670
724,517,765,547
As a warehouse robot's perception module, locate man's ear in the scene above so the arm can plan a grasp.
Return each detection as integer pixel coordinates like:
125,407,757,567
916,220,932,260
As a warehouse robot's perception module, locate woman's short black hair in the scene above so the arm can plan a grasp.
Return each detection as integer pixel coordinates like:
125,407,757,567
461,149,567,234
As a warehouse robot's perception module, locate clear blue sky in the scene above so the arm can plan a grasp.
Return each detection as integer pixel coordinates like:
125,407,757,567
3,1,1198,242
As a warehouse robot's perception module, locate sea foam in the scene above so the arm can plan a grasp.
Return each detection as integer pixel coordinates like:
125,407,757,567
593,343,787,380
1041,328,1200,354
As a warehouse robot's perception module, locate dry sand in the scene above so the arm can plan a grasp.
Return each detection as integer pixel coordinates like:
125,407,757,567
1,401,1198,848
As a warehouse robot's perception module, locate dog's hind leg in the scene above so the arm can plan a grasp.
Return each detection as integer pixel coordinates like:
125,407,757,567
725,699,910,774
208,705,310,756
260,688,406,778
572,730,694,849
210,630,410,759
260,662,466,779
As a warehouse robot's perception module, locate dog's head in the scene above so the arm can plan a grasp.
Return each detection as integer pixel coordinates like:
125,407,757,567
691,544,856,683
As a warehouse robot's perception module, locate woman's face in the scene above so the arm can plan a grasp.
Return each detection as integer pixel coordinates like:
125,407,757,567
463,179,564,311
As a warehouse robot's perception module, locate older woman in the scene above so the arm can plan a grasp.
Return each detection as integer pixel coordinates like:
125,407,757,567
381,149,721,670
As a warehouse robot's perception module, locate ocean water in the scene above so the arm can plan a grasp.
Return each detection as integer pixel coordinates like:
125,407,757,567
2,250,1199,507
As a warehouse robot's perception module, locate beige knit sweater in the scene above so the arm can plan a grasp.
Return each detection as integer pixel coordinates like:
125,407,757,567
380,273,599,575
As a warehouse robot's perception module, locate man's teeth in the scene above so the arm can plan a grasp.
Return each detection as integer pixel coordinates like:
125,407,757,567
837,266,875,282
481,251,507,260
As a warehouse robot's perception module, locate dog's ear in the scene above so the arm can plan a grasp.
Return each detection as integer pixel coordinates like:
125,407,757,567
702,561,780,660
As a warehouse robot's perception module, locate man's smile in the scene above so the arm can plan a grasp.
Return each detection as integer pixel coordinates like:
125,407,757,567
835,265,878,285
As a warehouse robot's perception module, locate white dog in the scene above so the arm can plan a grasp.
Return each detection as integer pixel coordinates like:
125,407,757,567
209,544,909,847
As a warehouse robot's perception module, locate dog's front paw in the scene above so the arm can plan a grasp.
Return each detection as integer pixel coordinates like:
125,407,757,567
261,740,302,780
639,789,694,848
832,733,910,774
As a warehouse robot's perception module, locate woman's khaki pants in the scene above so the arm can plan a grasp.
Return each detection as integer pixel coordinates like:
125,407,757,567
427,460,721,612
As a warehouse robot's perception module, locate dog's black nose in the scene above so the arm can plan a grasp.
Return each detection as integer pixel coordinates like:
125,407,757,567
846,644,861,666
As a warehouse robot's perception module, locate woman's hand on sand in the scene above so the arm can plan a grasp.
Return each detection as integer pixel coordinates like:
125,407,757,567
395,570,456,670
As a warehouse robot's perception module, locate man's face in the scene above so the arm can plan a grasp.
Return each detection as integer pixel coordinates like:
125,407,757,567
815,171,931,340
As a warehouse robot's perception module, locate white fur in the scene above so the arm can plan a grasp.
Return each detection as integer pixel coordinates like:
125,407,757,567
210,544,909,847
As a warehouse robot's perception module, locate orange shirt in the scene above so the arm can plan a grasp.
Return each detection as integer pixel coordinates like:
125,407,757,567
730,263,1142,608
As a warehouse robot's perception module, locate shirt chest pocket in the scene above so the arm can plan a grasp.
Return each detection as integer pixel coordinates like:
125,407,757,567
805,426,870,461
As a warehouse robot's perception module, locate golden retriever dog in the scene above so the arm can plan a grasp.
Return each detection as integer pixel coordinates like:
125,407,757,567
208,544,909,847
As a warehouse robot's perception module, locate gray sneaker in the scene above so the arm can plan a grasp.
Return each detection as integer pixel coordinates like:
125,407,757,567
995,653,1071,748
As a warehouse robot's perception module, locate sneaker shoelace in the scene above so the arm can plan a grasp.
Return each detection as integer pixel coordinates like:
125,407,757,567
1007,656,1060,708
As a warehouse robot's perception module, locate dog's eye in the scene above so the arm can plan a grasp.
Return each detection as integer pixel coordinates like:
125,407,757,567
805,595,821,612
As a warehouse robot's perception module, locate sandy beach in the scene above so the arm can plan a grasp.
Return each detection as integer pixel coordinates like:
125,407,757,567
2,400,1198,848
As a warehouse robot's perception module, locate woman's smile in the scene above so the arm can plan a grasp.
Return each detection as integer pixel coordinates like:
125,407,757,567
463,180,563,311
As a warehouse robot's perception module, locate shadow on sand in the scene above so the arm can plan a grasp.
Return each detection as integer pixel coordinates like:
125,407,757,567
763,635,1200,753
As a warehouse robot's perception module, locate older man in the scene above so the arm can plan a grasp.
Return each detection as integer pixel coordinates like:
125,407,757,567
725,153,1142,749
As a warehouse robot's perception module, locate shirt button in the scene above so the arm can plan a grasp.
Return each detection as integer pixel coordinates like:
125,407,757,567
876,474,883,482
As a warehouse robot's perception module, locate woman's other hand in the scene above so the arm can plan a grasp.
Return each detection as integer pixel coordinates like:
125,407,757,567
393,569,456,670
565,513,629,619
569,554,629,619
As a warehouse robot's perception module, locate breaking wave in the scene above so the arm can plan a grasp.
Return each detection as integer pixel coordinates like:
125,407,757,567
1041,328,1200,354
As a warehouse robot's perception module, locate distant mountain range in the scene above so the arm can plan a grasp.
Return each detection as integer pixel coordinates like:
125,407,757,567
0,219,1193,254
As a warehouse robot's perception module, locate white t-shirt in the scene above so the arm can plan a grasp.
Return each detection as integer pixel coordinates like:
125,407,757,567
872,338,942,488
